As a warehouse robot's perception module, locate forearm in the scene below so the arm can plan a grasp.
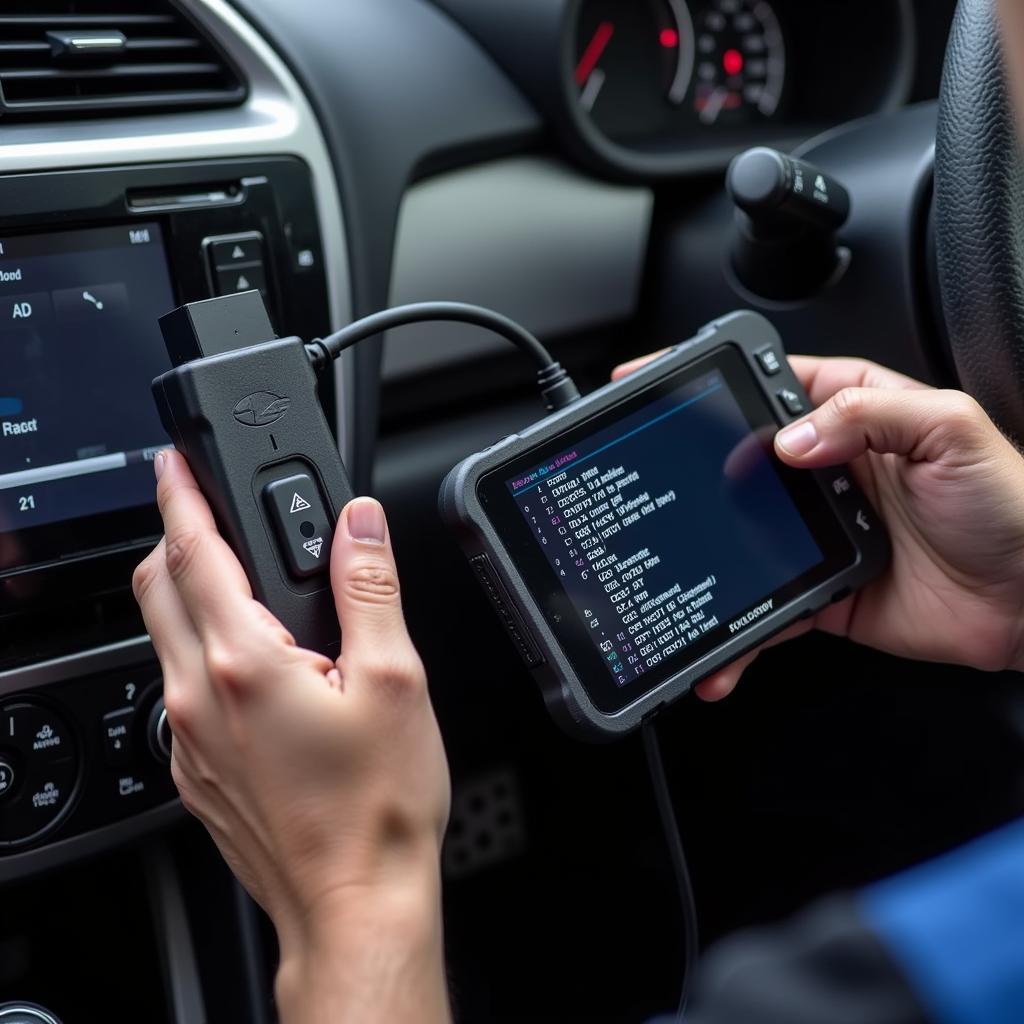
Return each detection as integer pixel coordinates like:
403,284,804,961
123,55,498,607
275,868,451,1024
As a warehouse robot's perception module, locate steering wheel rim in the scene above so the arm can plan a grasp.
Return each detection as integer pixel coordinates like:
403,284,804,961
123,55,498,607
936,0,1024,442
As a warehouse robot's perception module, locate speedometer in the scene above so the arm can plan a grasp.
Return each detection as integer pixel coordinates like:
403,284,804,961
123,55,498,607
573,0,695,142
692,0,786,125
573,0,787,146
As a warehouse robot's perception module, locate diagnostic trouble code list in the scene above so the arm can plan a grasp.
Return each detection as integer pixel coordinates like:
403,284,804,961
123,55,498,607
508,369,822,688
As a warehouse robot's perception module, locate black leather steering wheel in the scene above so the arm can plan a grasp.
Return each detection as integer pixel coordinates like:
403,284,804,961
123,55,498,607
936,0,1024,441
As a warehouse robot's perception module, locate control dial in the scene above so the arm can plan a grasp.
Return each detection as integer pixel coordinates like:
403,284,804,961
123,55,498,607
148,697,172,764
0,1004,64,1024
0,702,79,847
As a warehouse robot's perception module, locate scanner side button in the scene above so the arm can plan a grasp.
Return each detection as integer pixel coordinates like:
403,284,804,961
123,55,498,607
263,473,334,580
469,554,544,668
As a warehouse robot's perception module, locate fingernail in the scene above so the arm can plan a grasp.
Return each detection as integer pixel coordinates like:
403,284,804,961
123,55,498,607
777,421,818,457
347,498,386,544
154,450,168,481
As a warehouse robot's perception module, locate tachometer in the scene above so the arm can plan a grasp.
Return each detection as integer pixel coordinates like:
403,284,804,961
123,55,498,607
573,0,695,141
692,0,786,125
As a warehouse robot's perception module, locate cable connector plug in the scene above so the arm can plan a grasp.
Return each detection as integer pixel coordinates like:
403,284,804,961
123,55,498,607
537,362,581,412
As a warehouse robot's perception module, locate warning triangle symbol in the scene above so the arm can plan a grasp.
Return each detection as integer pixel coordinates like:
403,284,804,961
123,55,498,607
231,245,245,259
303,537,324,559
236,275,250,290
289,492,312,514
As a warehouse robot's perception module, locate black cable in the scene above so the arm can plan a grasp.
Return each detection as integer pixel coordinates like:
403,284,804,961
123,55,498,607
642,715,700,1021
304,301,581,412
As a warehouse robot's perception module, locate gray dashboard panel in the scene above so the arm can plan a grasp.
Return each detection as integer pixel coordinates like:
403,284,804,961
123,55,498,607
385,156,654,378
230,0,543,487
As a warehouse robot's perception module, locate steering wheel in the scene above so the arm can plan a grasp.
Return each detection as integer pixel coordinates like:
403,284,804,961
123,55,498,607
936,0,1024,441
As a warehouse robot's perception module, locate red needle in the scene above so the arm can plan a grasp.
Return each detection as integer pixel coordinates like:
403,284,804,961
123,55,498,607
575,21,615,86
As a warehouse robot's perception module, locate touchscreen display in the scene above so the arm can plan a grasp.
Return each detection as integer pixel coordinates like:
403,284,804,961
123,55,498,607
0,224,175,566
480,346,854,714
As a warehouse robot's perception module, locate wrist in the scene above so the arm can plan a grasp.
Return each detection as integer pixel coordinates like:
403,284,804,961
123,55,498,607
275,860,450,1024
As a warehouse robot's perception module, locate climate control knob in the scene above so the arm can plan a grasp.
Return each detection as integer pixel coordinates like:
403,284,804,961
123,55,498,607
147,698,172,764
0,1004,64,1024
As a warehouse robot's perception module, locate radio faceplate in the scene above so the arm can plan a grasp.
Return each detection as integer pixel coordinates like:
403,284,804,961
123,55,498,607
0,157,333,669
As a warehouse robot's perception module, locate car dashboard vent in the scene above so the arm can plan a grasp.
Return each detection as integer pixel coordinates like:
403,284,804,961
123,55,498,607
0,0,246,120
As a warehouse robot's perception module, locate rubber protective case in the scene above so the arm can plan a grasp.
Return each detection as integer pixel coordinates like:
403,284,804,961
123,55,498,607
439,311,890,740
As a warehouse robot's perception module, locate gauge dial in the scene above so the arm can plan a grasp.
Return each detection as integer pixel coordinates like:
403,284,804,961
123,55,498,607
693,0,786,125
573,0,695,141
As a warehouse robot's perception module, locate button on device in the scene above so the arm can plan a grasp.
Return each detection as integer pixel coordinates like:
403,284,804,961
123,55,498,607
205,232,265,268
0,292,52,328
777,388,806,416
0,760,14,800
214,262,268,299
52,283,130,322
0,702,78,846
469,554,543,667
204,232,271,302
0,757,76,844
101,707,135,767
2,703,72,762
755,346,783,376
263,473,334,580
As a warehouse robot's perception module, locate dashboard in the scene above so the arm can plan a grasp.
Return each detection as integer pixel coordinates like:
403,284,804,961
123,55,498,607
435,0,927,181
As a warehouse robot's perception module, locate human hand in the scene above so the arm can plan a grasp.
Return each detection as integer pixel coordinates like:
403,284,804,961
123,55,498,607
612,352,1024,700
133,451,451,1024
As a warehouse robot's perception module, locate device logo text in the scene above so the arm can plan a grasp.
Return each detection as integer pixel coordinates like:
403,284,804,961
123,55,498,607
233,391,291,427
728,599,774,635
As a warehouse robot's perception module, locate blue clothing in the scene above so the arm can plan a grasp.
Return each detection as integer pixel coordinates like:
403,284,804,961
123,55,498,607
862,817,1024,1024
645,818,1024,1023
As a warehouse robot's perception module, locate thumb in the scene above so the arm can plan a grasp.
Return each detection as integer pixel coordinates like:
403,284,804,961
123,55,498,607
331,497,412,666
774,387,996,468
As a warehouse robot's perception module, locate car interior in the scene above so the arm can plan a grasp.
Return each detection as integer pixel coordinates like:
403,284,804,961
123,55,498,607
2,1,1023,1021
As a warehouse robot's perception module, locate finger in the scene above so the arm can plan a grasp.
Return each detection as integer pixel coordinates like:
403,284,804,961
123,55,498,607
692,621,813,702
133,541,220,749
774,387,994,469
133,539,202,677
155,450,257,640
611,349,669,381
788,356,930,408
332,497,416,669
694,649,759,702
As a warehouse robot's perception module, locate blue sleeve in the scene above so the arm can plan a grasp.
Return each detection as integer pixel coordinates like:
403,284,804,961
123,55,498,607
861,816,1024,1024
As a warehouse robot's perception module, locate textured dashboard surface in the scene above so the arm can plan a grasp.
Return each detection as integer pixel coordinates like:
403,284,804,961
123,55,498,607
936,0,1024,442
230,0,542,484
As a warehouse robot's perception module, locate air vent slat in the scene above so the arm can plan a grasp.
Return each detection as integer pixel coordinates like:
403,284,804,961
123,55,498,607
3,63,224,81
0,3,245,121
0,15,176,28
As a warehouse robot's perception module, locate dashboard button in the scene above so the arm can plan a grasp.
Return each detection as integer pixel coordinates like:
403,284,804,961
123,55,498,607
0,760,13,800
263,473,334,580
101,707,135,767
0,757,76,844
755,346,783,376
0,292,52,329
115,774,147,800
777,388,805,416
214,262,268,299
52,282,130,323
1,703,73,764
205,232,265,269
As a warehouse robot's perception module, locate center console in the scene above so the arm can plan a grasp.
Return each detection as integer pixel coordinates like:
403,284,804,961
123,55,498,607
0,157,333,875
0,0,353,1017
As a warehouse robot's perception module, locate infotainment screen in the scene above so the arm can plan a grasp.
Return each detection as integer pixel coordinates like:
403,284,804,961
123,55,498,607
477,345,856,715
0,223,176,572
